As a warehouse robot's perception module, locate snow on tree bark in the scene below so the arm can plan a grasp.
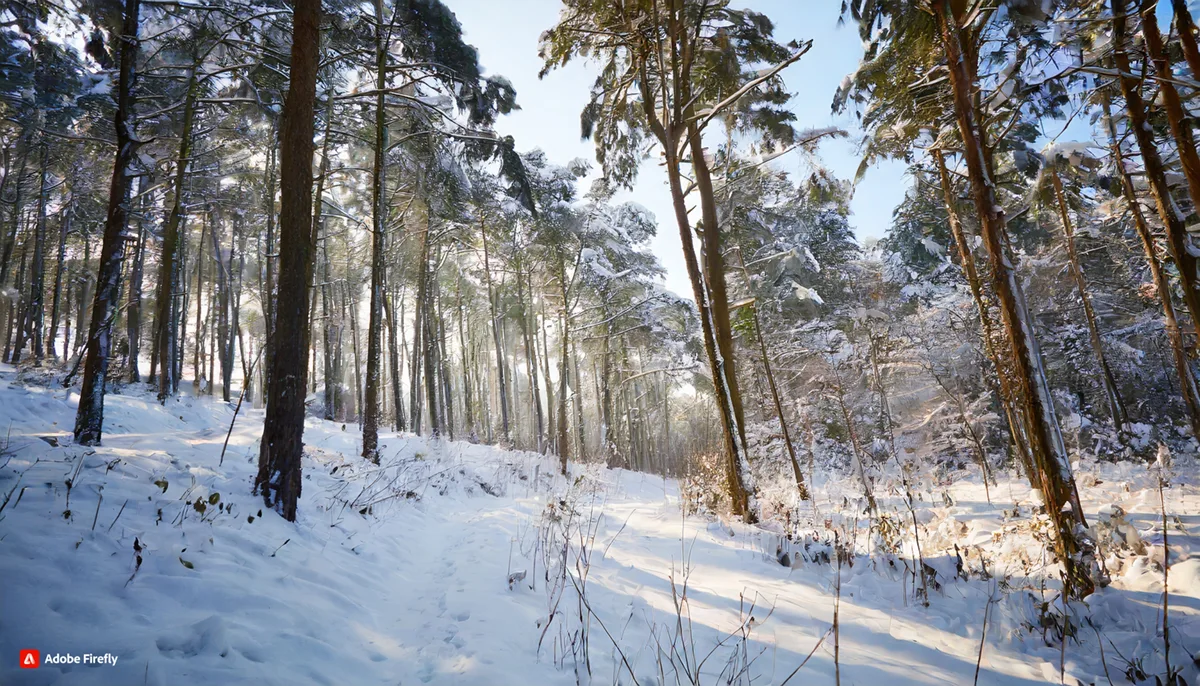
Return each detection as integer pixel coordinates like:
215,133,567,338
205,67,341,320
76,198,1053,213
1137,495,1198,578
74,0,141,446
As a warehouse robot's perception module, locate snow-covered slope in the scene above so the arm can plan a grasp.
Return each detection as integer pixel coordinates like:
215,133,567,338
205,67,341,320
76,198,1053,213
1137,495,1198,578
0,364,1193,685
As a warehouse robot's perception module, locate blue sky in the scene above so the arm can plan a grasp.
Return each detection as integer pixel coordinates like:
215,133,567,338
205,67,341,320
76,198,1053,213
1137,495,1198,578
442,0,909,297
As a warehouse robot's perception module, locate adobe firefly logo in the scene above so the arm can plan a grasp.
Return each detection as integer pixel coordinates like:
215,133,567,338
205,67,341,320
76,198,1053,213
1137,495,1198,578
20,649,39,669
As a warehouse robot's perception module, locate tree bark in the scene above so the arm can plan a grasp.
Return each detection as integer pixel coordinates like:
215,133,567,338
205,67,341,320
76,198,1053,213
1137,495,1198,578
1140,0,1200,230
153,73,198,402
480,217,510,443
1049,167,1127,431
125,182,147,380
1101,92,1200,438
73,0,141,445
735,251,809,500
932,150,1033,477
49,202,71,363
384,284,405,431
362,0,389,461
687,124,758,521
1112,1,1200,344
935,0,1093,598
1170,0,1200,79
255,0,320,522
193,212,207,390
18,142,49,365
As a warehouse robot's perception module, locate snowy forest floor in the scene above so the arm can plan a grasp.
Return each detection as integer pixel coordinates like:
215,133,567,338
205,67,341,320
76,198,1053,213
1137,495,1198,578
0,363,1195,686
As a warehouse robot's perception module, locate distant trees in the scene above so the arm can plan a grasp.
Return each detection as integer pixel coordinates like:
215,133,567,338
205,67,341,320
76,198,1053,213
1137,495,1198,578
541,0,814,521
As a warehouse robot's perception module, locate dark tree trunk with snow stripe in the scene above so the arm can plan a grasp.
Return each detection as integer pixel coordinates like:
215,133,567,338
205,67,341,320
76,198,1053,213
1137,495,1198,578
74,0,141,445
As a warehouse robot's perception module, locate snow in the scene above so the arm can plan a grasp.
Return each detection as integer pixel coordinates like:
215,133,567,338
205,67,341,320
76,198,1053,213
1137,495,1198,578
0,363,1196,685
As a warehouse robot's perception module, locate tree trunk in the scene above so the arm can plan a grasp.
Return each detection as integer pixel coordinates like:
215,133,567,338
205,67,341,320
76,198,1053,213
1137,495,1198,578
556,271,571,474
1101,92,1200,438
73,0,141,445
1049,167,1127,431
517,269,544,451
436,276,454,440
193,213,207,390
1140,0,1200,228
1112,2,1200,345
321,232,339,420
18,142,49,365
540,300,557,451
687,125,758,521
261,118,278,394
362,0,389,461
480,218,510,443
255,0,320,522
49,203,71,363
1170,0,1200,79
935,0,1094,598
455,263,473,438
125,183,147,380
153,73,198,402
348,279,363,423
0,136,30,288
572,340,586,462
735,251,809,500
384,284,405,431
209,207,232,401
932,149,1033,477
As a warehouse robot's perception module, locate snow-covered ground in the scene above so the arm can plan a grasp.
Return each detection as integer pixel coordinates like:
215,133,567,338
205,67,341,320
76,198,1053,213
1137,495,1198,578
0,363,1193,685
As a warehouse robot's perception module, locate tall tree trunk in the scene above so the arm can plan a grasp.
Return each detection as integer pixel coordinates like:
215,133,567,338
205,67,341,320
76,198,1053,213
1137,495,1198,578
384,284,405,431
571,340,586,462
1140,0,1200,225
556,267,571,474
1049,167,1127,431
49,203,71,362
6,240,29,363
687,125,758,520
1170,0,1200,79
362,0,389,461
193,213,207,390
209,207,232,401
436,276,454,440
516,268,544,450
455,263,474,437
19,141,49,365
659,134,756,519
935,0,1094,598
540,300,557,451
261,118,278,394
73,0,141,445
348,279,363,422
255,0,320,522
1101,93,1200,438
0,136,30,288
126,183,147,380
321,232,338,420
1112,3,1200,343
153,73,198,402
735,251,809,500
933,149,1033,477
480,218,509,443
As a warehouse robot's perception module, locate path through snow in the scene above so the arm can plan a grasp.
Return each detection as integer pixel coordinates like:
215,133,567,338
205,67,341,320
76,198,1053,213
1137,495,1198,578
0,363,1195,685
